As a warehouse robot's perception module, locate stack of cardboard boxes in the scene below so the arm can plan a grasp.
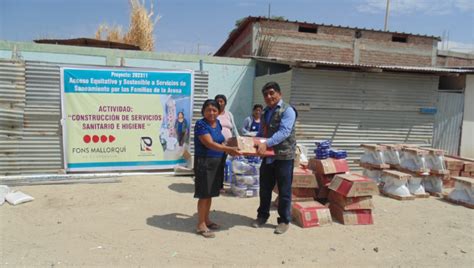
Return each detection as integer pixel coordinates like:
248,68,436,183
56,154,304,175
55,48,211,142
308,158,350,201
274,166,333,228
328,174,379,225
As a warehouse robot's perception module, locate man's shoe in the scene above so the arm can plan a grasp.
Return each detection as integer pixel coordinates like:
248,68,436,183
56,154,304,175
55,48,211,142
251,218,266,228
274,223,289,234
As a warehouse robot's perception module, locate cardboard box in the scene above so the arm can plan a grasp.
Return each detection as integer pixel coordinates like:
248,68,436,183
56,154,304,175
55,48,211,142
273,187,316,198
292,201,332,228
274,194,314,207
292,167,318,188
329,203,373,225
461,171,470,177
464,162,474,172
308,158,350,175
329,173,379,197
328,190,374,210
444,157,464,171
226,136,274,156
450,170,461,176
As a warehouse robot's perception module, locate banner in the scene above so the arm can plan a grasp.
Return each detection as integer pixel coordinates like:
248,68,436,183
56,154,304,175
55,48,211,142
61,67,193,171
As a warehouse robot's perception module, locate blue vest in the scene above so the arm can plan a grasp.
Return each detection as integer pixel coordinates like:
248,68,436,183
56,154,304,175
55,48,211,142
261,101,296,160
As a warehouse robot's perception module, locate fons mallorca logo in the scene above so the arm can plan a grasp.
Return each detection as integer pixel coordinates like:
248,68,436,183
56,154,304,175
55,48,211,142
140,137,153,151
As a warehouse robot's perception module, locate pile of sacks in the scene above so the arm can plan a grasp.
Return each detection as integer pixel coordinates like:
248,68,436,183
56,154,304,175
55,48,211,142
230,156,261,198
0,185,34,206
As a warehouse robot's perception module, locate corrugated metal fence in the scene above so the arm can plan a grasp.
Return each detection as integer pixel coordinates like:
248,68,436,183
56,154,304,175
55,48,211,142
0,59,208,175
290,69,438,169
432,91,464,155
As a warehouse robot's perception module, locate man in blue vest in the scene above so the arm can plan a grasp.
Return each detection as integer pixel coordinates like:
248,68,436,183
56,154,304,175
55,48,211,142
252,81,297,234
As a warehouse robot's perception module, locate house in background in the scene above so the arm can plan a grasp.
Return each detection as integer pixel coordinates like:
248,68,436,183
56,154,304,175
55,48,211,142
215,16,474,160
215,16,474,68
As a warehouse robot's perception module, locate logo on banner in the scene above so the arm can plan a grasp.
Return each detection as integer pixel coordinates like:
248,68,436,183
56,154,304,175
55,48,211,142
140,137,153,151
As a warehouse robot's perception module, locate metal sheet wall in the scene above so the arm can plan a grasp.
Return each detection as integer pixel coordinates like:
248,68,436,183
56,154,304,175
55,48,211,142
253,70,292,106
190,72,209,154
1,61,209,175
291,69,438,169
433,91,464,155
0,60,26,175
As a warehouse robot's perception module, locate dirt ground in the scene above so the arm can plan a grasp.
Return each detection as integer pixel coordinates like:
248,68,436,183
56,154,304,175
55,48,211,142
1,174,473,267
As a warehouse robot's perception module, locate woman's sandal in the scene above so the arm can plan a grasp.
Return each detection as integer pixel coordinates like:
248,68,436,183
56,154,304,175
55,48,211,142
206,222,221,230
196,229,215,238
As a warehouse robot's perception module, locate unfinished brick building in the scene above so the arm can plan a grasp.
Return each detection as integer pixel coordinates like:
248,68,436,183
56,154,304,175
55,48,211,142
215,16,473,67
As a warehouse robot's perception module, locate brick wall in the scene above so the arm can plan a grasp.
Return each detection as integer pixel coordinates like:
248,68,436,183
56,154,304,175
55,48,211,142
360,50,432,66
219,20,440,67
223,23,253,57
436,56,474,67
268,42,353,63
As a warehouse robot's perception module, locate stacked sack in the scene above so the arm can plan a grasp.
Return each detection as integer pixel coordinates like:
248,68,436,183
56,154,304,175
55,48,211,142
328,173,379,225
230,156,261,198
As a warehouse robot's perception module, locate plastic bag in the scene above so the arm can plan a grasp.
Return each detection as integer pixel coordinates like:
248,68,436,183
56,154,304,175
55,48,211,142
423,176,443,193
360,148,386,165
363,169,383,183
382,176,412,197
5,191,34,205
0,185,11,206
407,177,426,195
448,181,474,204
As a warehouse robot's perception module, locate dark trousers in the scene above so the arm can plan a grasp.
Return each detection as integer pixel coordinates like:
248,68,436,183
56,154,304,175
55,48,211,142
257,159,294,224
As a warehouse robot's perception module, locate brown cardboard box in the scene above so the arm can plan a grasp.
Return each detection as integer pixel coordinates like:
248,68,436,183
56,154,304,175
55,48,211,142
464,162,474,172
461,171,470,177
444,157,464,171
450,170,461,176
328,191,374,210
308,158,350,175
329,203,373,225
329,173,379,197
226,137,274,156
292,201,332,228
273,187,316,198
292,167,318,188
274,194,314,207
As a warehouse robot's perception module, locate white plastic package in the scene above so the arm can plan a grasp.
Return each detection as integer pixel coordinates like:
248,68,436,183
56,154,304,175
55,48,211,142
5,191,34,205
448,181,474,204
423,176,443,193
360,148,386,165
363,169,383,183
382,175,412,197
0,185,11,206
407,176,427,195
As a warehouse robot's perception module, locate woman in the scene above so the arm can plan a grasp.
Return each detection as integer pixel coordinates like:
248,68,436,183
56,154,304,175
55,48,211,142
174,111,188,147
214,94,235,142
194,99,240,238
241,104,263,136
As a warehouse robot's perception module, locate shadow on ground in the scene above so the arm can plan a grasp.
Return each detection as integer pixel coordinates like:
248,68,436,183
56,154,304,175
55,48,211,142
168,182,194,193
146,211,255,233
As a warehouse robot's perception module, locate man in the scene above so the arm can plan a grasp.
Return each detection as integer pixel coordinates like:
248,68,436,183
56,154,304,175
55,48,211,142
252,81,297,234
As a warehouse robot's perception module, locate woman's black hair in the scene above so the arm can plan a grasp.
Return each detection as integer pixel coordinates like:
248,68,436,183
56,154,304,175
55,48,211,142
201,99,221,116
253,104,263,111
177,111,184,116
214,94,227,105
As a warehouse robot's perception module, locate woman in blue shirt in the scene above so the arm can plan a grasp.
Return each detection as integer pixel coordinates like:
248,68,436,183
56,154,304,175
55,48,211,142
194,99,240,238
241,104,263,136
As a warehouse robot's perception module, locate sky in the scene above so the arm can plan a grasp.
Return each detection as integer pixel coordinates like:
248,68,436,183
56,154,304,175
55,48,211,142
0,0,473,55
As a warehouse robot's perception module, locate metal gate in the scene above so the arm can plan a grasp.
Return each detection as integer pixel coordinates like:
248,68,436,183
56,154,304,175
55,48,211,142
433,91,464,155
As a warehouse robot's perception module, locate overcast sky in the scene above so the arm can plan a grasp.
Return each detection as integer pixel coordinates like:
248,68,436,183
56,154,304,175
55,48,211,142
1,0,473,54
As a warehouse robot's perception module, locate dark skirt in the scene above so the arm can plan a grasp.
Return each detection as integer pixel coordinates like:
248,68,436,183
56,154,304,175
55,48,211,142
194,156,225,199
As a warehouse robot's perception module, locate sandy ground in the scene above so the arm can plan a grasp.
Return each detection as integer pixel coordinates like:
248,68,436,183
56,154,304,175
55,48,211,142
1,174,473,267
